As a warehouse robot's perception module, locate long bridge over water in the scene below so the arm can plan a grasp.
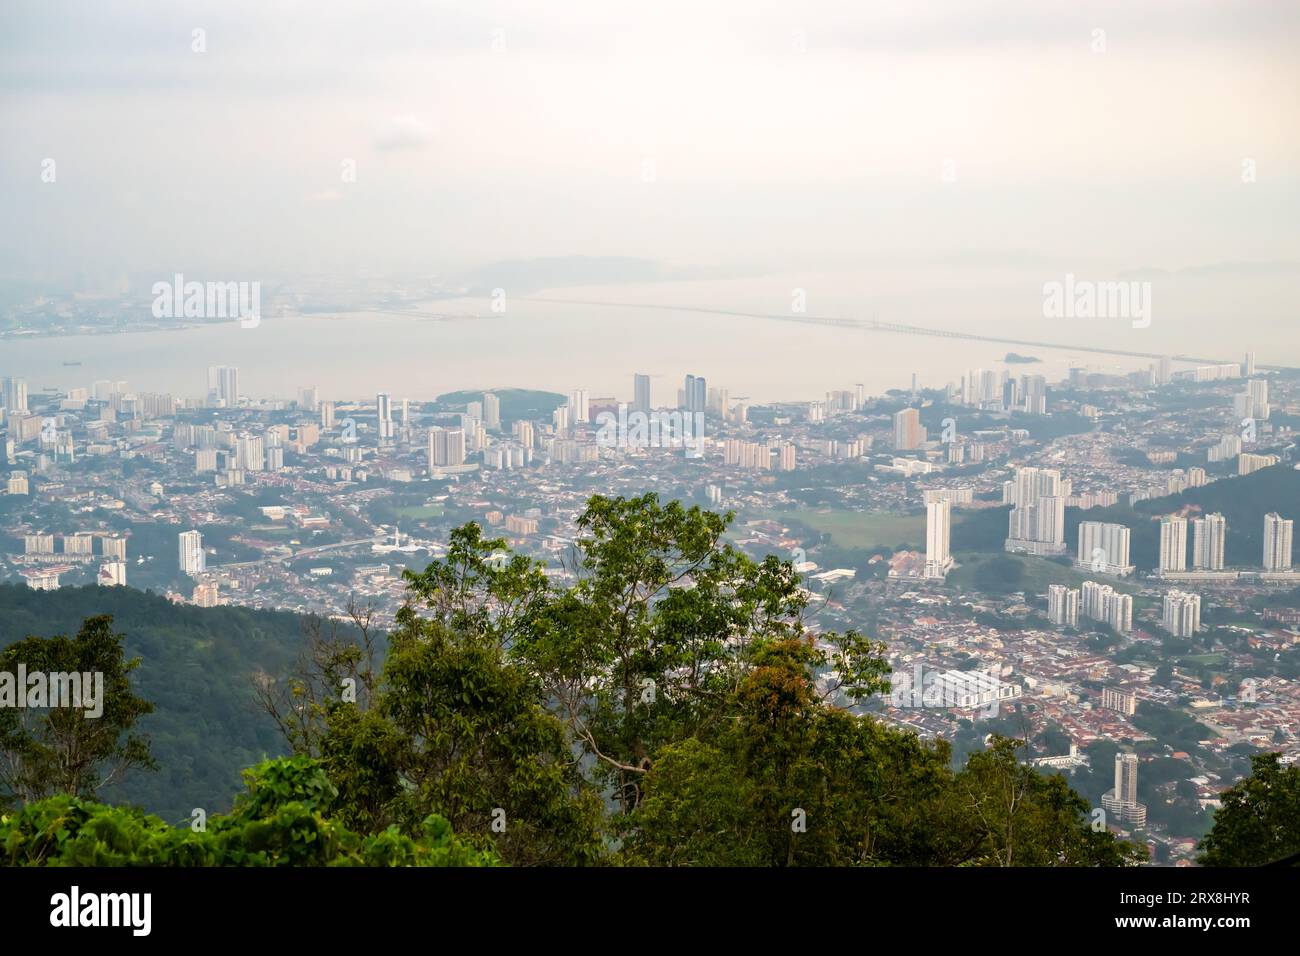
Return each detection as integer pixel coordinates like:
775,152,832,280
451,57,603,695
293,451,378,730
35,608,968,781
510,296,1291,371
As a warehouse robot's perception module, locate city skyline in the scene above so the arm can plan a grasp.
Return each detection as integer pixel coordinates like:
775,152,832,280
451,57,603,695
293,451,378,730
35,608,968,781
4,0,1300,887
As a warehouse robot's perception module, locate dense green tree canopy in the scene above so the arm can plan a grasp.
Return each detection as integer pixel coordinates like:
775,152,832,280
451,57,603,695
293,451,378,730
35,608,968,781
0,756,495,867
0,615,154,809
3,494,1156,867
1198,753,1300,866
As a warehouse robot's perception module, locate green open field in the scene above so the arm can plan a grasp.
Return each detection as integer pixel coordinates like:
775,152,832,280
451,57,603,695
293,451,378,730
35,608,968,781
1176,653,1225,666
751,509,931,550
394,504,445,521
248,526,299,538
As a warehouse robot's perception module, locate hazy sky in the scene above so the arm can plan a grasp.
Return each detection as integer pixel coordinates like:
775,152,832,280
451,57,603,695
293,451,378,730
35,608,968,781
3,0,1299,300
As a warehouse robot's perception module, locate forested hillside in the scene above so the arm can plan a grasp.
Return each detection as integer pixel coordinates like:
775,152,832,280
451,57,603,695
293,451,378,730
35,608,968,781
0,584,351,822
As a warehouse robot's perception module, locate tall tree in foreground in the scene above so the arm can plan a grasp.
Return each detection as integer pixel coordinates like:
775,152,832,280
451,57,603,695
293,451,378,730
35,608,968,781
0,615,154,809
1199,753,1300,866
317,610,604,866
622,643,1144,866
950,738,1148,867
513,493,888,815
623,637,948,866
259,524,604,865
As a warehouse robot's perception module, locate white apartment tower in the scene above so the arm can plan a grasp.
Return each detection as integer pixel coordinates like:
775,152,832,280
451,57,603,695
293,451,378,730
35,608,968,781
1101,753,1147,827
1081,581,1133,634
1005,468,1068,556
376,393,394,440
179,530,205,577
428,427,466,467
1158,516,1188,573
483,392,501,430
1161,589,1202,637
1047,584,1080,627
568,389,590,425
1076,522,1134,576
924,499,953,579
1263,513,1294,571
1191,513,1227,570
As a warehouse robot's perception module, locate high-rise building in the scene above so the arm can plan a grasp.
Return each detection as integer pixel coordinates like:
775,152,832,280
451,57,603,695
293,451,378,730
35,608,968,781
511,420,535,449
376,393,394,440
102,536,127,560
1081,580,1133,634
298,386,318,411
483,392,501,430
207,366,239,408
192,582,220,607
683,375,706,414
1239,453,1279,476
1244,352,1256,376
1005,468,1068,556
1101,687,1137,716
893,407,925,451
1101,754,1147,827
1021,375,1048,415
236,433,265,471
1263,512,1294,571
776,443,796,471
1076,522,1134,576
447,428,466,466
179,530,205,577
724,439,774,469
1209,434,1243,463
98,561,127,587
924,499,953,579
568,389,590,424
631,373,652,414
1117,754,1138,803
428,427,466,467
708,386,730,419
1191,513,1227,570
2,377,29,413
320,401,335,430
1004,466,1070,506
1161,589,1202,637
1001,378,1019,412
1247,379,1269,420
62,533,94,556
1158,516,1188,573
1047,584,1079,627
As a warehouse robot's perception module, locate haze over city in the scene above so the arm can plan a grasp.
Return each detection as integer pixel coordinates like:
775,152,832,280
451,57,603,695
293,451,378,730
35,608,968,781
2,0,1299,923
